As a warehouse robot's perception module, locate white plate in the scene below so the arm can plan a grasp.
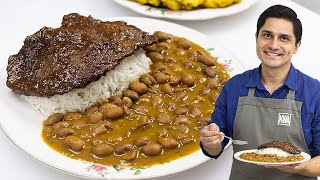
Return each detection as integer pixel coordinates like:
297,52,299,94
113,0,257,21
234,149,311,167
0,17,245,179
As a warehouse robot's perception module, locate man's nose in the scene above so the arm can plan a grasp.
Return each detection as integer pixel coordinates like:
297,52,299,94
268,39,280,50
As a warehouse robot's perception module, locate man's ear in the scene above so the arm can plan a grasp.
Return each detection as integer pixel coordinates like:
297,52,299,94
294,41,301,54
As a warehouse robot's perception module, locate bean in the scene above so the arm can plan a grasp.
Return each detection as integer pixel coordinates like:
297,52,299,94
206,78,219,89
108,96,123,106
159,138,179,149
134,136,151,148
147,52,163,62
123,150,138,161
153,72,168,83
177,38,191,49
114,144,133,155
85,106,98,116
139,74,153,87
64,136,85,152
156,113,172,124
184,60,193,68
154,31,173,42
197,54,216,66
142,143,162,156
169,75,181,86
105,107,124,120
144,45,158,52
136,115,149,128
56,128,75,138
123,105,130,116
203,67,217,78
92,144,114,157
99,103,117,114
52,121,69,131
123,90,139,102
92,124,108,136
175,108,188,115
190,107,202,118
44,113,64,126
181,74,195,87
188,50,202,60
122,97,133,108
88,111,104,124
129,81,148,95
164,56,176,63
160,83,173,95
157,42,170,49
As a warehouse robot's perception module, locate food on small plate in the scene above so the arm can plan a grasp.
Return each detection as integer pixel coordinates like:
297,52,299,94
6,13,230,167
240,141,304,163
132,0,241,11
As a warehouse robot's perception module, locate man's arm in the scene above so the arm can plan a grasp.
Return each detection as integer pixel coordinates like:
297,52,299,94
200,86,229,158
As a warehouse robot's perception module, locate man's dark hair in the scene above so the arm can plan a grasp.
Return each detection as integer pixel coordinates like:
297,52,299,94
256,4,302,45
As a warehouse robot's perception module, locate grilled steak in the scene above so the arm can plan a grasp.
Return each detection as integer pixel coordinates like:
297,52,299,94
258,141,301,154
6,13,157,97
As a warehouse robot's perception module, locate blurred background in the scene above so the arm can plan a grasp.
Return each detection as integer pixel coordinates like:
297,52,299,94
292,0,320,14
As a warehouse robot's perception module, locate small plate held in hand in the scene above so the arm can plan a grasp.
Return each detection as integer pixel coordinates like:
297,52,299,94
234,149,311,167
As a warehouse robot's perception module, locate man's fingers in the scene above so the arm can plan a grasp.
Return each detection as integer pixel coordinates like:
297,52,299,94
208,123,220,131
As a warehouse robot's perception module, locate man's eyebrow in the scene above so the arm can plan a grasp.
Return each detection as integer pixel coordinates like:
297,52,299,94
260,30,272,34
279,33,292,38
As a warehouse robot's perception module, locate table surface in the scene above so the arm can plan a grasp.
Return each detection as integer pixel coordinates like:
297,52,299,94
0,0,319,179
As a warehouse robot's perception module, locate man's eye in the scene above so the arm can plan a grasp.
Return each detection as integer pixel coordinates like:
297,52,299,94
280,36,289,41
263,33,271,38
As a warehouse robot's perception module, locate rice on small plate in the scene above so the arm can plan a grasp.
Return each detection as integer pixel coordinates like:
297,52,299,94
23,49,151,116
256,147,296,157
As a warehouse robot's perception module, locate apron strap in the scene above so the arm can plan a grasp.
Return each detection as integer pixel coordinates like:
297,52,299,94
248,87,295,99
286,89,295,100
248,87,255,97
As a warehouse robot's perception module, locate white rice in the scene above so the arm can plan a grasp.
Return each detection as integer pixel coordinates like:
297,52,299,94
256,148,297,157
23,49,151,117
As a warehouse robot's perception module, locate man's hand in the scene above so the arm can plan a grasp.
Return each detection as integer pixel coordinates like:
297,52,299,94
265,163,306,174
275,163,306,174
264,157,320,177
200,123,224,156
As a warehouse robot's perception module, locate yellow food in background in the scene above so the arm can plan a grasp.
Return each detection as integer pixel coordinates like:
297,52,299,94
132,0,241,11
204,0,241,8
135,0,161,6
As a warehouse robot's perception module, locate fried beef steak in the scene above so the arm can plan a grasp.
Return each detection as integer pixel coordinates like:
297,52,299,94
6,13,157,97
258,140,301,154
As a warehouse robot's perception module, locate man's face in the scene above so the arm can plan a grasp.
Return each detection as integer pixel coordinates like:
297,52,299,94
256,17,300,69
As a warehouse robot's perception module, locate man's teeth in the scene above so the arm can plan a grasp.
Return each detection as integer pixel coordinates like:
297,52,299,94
266,52,280,56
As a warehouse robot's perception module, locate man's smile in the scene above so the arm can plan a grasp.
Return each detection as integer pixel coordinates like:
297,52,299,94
264,50,283,57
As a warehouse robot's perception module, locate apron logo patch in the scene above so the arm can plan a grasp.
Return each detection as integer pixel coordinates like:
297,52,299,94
278,113,291,126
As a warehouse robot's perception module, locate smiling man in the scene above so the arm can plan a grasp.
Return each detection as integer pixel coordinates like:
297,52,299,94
200,4,320,180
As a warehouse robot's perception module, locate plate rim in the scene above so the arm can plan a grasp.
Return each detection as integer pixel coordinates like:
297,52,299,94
0,16,243,179
113,0,257,21
234,149,311,166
